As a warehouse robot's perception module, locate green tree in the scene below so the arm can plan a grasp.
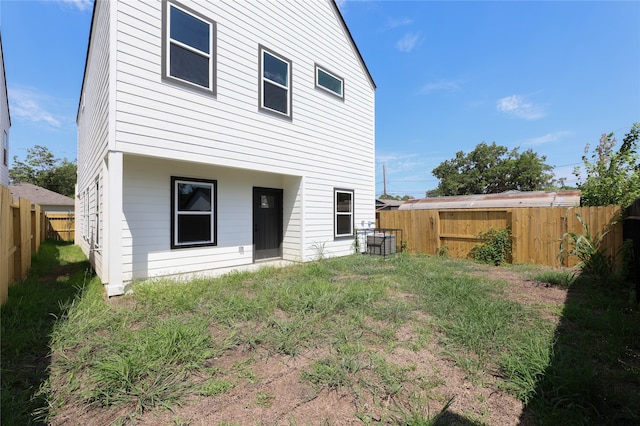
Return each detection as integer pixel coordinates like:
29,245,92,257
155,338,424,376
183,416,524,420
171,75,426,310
9,145,77,197
379,194,414,201
429,142,555,196
574,123,640,207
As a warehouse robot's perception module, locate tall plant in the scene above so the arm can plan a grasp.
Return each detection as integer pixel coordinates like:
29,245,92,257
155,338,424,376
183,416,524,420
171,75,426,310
559,213,613,278
574,123,640,208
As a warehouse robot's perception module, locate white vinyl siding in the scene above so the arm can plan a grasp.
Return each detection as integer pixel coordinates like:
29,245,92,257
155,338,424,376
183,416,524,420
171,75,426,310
113,1,373,176
76,0,111,280
121,155,303,282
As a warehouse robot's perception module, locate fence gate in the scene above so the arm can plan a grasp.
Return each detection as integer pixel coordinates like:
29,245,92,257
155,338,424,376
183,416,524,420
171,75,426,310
45,213,75,241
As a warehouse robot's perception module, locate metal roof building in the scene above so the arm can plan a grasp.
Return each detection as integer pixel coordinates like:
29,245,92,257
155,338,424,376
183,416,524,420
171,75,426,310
399,190,581,210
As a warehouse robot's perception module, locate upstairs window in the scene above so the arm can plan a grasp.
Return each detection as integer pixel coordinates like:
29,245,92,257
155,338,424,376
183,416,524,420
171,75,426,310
259,46,292,118
335,189,354,238
163,1,216,94
316,65,344,99
171,177,217,249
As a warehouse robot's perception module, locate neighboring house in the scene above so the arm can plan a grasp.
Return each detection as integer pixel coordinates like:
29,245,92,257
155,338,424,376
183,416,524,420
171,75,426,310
399,190,581,210
376,198,406,211
1,33,10,187
9,183,75,213
76,0,376,296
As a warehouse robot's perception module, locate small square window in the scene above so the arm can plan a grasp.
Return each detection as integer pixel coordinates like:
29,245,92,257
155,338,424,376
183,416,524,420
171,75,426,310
171,177,217,248
335,189,354,238
259,46,292,118
163,1,216,95
316,65,344,99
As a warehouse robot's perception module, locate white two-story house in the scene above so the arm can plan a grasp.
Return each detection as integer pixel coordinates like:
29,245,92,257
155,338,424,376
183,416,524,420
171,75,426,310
76,0,376,296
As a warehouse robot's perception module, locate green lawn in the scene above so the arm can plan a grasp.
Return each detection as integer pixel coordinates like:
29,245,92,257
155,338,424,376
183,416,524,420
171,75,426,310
1,240,638,425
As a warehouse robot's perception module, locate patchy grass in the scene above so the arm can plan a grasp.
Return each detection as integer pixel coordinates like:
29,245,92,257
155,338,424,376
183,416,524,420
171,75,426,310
1,241,93,425
3,243,639,425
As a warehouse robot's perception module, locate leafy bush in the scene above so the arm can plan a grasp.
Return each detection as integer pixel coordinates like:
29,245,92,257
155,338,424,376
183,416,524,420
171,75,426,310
470,228,512,266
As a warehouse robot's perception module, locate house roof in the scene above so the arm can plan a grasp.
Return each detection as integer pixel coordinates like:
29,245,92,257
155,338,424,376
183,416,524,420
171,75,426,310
376,198,406,207
329,1,376,90
399,190,582,210
9,183,75,207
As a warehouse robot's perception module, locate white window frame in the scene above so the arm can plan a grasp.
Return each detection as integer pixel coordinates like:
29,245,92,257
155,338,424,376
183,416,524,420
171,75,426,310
171,176,217,249
315,65,344,99
162,0,216,94
259,45,292,118
334,189,354,238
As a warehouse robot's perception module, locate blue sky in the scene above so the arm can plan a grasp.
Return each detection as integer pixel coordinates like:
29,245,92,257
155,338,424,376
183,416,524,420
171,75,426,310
2,0,639,198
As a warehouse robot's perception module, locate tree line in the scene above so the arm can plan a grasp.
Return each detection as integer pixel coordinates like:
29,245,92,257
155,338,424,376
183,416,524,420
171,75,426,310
416,123,638,208
9,145,76,198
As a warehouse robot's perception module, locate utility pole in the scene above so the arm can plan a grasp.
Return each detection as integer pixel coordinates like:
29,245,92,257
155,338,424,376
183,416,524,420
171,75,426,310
383,164,387,196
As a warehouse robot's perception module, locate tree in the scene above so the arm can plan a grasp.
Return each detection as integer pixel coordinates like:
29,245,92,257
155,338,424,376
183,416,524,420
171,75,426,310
9,145,77,197
379,194,414,201
574,123,640,207
429,142,555,197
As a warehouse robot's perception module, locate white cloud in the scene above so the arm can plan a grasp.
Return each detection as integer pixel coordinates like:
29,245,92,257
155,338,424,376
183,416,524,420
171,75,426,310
395,33,421,53
523,130,571,146
57,0,93,12
376,153,421,174
9,87,63,128
420,79,463,94
384,17,413,30
496,95,545,120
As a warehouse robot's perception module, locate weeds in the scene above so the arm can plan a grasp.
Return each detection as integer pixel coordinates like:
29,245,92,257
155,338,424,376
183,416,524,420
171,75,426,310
533,269,576,287
1,241,92,425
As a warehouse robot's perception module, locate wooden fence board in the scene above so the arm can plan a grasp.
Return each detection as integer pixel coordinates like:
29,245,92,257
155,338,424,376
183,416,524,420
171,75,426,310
1,184,69,305
0,186,11,305
46,213,75,241
378,205,623,268
18,198,31,281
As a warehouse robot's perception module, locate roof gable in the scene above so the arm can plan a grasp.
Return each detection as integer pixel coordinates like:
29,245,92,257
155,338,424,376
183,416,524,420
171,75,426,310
9,183,75,206
329,1,376,90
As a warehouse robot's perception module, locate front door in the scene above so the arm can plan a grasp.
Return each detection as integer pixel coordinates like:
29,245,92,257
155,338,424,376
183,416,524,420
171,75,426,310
253,187,283,260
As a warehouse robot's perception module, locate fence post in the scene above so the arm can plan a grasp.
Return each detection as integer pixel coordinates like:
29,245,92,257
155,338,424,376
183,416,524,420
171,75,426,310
0,186,11,304
18,198,31,281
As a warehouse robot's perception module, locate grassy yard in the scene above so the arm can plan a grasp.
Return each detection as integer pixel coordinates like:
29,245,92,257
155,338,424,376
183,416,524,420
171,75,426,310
1,240,639,425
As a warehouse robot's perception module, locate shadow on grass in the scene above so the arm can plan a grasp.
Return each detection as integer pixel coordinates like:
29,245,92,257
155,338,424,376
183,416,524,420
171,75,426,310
1,240,92,425
520,274,640,425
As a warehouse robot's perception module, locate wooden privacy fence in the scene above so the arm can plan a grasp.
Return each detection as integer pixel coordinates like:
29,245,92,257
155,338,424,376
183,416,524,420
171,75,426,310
46,213,75,241
377,206,623,268
1,185,75,305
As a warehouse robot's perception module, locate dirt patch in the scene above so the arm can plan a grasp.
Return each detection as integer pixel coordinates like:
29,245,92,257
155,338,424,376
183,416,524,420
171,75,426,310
464,264,569,323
